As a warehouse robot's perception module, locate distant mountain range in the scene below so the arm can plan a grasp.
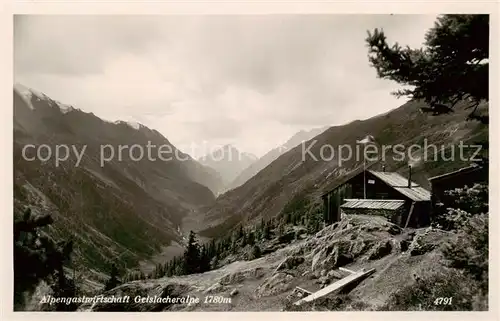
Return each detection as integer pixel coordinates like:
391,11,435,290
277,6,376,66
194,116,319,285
228,126,330,190
198,145,257,194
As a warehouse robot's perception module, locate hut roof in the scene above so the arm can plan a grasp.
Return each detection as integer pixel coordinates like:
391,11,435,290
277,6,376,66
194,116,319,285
321,161,379,197
428,164,483,182
368,171,419,187
368,170,431,202
321,168,431,202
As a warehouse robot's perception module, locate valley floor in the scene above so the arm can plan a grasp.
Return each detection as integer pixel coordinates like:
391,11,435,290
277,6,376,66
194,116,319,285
138,207,209,274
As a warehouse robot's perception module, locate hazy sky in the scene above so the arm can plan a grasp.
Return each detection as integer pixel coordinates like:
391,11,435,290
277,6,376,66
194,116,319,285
14,15,438,158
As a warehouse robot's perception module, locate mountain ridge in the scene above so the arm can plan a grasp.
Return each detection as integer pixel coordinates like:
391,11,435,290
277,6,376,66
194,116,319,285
198,144,257,194
228,126,330,190
13,84,222,280
199,99,488,238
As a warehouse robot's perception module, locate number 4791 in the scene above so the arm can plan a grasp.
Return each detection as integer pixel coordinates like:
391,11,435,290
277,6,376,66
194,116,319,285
434,297,453,305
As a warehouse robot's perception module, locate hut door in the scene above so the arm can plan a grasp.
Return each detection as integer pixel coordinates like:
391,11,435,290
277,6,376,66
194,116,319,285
328,194,338,224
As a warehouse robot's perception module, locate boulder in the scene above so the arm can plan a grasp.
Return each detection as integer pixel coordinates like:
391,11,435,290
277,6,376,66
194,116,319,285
255,273,294,297
276,255,305,271
368,240,393,260
204,282,225,294
219,267,265,285
327,269,345,279
408,231,437,256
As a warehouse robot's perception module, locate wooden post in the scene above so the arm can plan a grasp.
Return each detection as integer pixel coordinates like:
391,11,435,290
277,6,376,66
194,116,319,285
363,160,366,199
404,201,416,228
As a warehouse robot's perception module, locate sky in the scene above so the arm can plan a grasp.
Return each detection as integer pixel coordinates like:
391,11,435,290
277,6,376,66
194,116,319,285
14,14,438,158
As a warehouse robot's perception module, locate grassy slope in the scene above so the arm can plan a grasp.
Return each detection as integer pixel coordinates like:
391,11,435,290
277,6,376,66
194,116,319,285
76,215,469,312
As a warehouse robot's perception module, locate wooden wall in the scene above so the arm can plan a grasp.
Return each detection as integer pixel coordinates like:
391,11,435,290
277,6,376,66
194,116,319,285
323,170,431,227
323,183,352,224
323,171,408,224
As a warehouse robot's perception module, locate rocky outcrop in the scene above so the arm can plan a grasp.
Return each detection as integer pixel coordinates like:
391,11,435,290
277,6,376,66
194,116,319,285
305,216,401,272
367,240,393,260
255,272,294,297
408,228,441,256
219,267,265,285
76,215,453,312
276,256,305,271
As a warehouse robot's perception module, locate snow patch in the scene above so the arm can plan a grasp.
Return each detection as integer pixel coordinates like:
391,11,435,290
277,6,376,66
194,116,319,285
114,120,143,130
14,83,35,110
55,101,76,114
357,135,376,144
15,83,79,114
15,83,47,100
126,121,142,130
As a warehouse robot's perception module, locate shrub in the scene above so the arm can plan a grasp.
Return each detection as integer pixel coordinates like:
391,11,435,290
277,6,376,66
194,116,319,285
382,212,488,311
380,269,480,311
443,213,488,287
444,183,488,214
381,181,488,311
249,245,262,260
433,183,488,231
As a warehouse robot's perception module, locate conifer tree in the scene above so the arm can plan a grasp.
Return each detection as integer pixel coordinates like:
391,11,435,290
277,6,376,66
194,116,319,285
238,225,244,239
250,245,262,260
104,264,121,291
366,14,489,123
247,231,255,246
263,221,271,240
14,207,77,311
183,231,200,274
199,244,211,272
277,221,285,236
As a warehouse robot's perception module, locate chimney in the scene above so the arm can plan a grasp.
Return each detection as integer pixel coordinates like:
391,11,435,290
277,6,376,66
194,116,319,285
408,165,412,188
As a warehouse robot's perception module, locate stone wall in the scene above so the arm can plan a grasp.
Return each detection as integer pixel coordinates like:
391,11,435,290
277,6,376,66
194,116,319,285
341,207,405,225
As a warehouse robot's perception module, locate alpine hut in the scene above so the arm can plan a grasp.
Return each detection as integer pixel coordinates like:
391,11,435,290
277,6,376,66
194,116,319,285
322,165,431,228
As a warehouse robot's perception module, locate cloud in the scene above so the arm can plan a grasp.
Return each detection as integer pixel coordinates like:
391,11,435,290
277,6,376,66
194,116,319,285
14,14,438,157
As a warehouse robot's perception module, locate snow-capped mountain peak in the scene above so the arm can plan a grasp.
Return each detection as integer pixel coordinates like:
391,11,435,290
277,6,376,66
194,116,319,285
14,83,78,114
14,83,36,110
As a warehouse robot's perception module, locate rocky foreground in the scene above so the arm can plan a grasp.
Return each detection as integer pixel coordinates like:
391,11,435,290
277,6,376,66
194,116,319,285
75,215,453,311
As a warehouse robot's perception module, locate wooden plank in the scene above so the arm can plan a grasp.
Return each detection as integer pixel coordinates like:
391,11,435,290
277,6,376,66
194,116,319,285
295,286,313,295
338,267,356,274
294,268,375,306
